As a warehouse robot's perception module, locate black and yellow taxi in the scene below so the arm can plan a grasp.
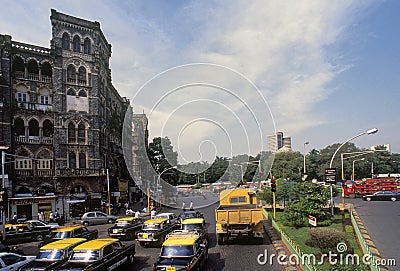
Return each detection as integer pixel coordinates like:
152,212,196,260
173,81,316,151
57,238,135,271
136,218,177,247
40,225,98,247
108,217,143,240
152,231,208,271
0,223,51,244
180,218,208,242
18,238,87,271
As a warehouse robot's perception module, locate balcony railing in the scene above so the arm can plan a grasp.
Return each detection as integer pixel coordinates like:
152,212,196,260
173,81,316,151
14,71,52,83
17,102,53,112
15,136,53,144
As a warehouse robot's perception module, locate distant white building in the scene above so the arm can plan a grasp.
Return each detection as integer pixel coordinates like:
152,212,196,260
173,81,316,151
370,144,390,152
267,132,292,153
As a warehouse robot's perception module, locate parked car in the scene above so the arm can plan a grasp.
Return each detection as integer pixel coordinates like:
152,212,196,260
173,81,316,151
108,217,143,240
0,224,51,244
56,238,135,271
26,220,60,230
0,252,35,271
40,226,98,247
153,231,207,271
154,213,179,225
362,191,400,201
136,218,178,247
18,238,87,271
178,210,203,223
80,212,117,226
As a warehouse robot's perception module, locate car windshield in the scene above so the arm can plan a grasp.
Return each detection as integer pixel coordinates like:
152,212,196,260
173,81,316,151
181,213,196,219
71,250,99,261
182,224,202,231
53,231,72,238
36,249,65,261
161,245,194,257
116,221,129,226
143,223,160,230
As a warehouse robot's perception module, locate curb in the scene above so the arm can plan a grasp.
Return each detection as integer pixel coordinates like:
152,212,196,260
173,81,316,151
263,219,301,271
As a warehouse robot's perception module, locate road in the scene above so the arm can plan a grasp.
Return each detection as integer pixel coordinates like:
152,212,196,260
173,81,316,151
19,191,284,271
346,197,399,270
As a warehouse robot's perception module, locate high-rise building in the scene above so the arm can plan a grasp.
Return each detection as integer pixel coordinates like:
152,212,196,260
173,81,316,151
267,132,292,153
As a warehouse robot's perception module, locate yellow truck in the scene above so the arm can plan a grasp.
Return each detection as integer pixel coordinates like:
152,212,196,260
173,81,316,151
215,188,264,245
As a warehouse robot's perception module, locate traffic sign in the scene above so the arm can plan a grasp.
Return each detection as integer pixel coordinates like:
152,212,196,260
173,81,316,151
308,215,317,227
324,168,336,184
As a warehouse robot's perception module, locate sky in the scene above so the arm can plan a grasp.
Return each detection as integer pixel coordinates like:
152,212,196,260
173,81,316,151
1,0,399,163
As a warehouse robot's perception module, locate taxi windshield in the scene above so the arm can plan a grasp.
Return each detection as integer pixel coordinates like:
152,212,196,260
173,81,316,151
53,231,72,239
143,223,160,230
182,224,202,231
71,250,99,261
161,245,194,257
116,221,129,226
36,249,65,261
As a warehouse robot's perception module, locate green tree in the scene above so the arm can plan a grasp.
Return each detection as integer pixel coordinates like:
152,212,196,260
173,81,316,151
147,137,178,184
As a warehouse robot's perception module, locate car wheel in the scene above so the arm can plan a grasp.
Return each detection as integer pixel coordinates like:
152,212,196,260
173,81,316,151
108,219,114,224
391,197,396,202
83,221,89,227
366,197,371,201
36,234,44,241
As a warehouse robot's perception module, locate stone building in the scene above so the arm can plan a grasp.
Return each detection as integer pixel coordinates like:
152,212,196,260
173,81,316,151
0,9,139,221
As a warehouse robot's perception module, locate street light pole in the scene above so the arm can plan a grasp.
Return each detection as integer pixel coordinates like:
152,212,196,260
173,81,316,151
329,128,378,216
156,166,177,207
303,142,309,174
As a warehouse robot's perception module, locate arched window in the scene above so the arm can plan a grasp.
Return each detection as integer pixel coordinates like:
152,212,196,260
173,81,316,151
41,62,52,77
67,88,76,96
14,117,25,136
84,38,91,54
69,152,76,168
28,119,39,137
78,123,85,143
68,122,76,143
79,153,86,168
12,57,25,73
62,33,70,49
78,90,87,97
27,59,39,74
78,66,86,83
73,35,81,52
43,120,54,137
67,65,76,82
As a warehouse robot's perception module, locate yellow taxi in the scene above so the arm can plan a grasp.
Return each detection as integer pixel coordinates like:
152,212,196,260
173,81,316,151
136,218,177,247
19,238,87,271
41,225,98,246
181,218,208,242
57,238,135,271
153,231,208,271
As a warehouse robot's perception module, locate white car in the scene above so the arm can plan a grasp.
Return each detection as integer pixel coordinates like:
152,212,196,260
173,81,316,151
0,252,35,271
26,220,60,229
154,212,179,224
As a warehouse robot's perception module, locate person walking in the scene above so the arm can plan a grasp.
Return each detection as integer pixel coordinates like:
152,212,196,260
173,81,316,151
189,201,194,211
140,197,144,207
49,211,54,223
182,201,186,211
12,212,17,223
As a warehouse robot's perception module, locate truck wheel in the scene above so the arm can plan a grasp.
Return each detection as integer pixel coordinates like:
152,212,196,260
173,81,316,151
366,197,371,201
36,234,44,241
391,197,396,202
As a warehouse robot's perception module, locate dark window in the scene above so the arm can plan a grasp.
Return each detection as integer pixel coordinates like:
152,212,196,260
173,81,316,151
78,67,86,82
84,38,91,54
12,56,25,72
14,117,25,136
41,62,52,77
1,254,23,265
62,33,70,49
73,35,81,52
67,65,76,81
27,59,39,74
68,122,76,143
78,123,85,138
43,120,54,137
69,152,76,168
103,245,113,257
78,90,87,97
28,119,39,136
67,88,76,96
79,153,86,168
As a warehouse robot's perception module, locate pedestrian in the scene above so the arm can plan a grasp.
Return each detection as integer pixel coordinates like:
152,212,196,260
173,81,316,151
124,202,129,211
189,201,194,211
151,208,156,219
49,211,54,223
182,201,186,211
40,211,45,221
12,212,17,223
135,210,141,218
140,197,144,207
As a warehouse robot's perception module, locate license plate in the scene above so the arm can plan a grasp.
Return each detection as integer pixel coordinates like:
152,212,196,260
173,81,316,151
143,233,148,239
166,267,176,271
113,229,119,233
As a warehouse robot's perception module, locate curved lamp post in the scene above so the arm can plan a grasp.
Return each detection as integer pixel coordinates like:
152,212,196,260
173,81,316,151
303,142,309,175
328,128,378,216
